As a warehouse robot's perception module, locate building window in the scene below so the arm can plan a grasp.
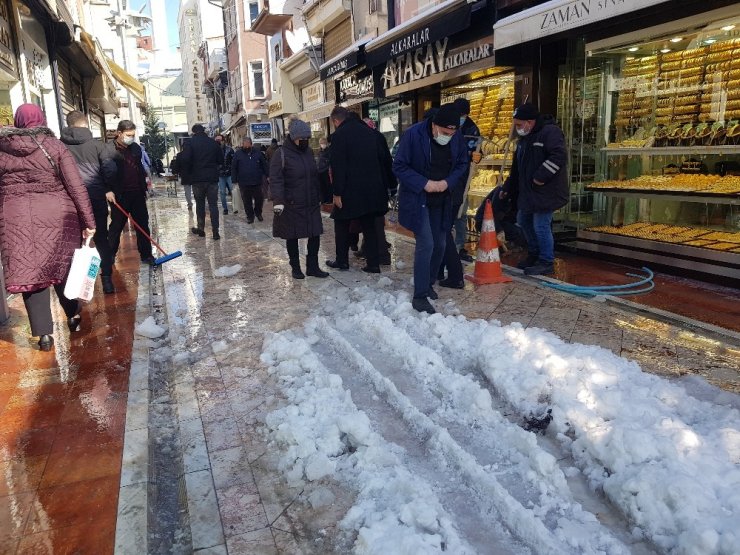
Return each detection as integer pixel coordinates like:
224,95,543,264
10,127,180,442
249,60,265,98
245,0,259,28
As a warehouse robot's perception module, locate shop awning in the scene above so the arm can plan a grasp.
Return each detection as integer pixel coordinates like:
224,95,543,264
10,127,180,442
365,0,471,68
105,57,146,104
296,101,334,122
493,0,671,51
224,115,246,134
79,31,120,114
319,37,373,81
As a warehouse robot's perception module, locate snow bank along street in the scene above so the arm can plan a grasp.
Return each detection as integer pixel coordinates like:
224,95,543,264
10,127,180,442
125,197,740,555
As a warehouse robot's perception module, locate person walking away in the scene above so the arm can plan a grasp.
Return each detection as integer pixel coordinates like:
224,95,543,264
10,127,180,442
452,98,480,263
326,106,390,273
265,138,279,162
231,137,268,223
181,124,222,239
500,104,567,275
215,133,234,214
60,110,118,294
172,145,193,211
108,120,156,265
0,104,96,351
270,118,329,280
393,103,468,314
316,137,332,204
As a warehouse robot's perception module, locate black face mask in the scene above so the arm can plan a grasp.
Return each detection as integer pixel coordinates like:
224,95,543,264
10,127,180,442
297,139,310,151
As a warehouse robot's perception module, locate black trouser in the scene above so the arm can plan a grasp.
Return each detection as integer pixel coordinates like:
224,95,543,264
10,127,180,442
360,216,389,260
239,184,263,220
438,202,464,282
109,190,151,261
335,215,379,268
192,182,219,232
23,284,79,337
318,171,332,204
286,236,320,268
91,197,113,276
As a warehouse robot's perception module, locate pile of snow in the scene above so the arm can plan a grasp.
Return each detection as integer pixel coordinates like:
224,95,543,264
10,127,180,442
261,286,740,554
214,264,242,277
212,340,228,354
377,276,392,287
395,260,407,270
135,316,166,338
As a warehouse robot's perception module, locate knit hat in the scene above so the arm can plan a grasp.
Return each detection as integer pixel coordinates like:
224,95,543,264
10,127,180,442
288,118,311,139
453,98,470,116
433,103,461,130
512,103,539,121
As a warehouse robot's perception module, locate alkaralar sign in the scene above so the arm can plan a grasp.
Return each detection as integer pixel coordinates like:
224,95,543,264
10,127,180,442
381,39,492,90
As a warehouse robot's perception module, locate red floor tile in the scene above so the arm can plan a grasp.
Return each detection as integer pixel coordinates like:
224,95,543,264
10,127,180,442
0,428,57,463
0,456,47,497
17,513,117,555
39,440,122,490
0,492,34,544
50,412,126,454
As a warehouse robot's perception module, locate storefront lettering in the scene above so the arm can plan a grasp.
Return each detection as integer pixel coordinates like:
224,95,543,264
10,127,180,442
443,43,491,71
324,58,348,79
389,27,431,57
339,73,374,98
267,100,282,117
540,0,626,31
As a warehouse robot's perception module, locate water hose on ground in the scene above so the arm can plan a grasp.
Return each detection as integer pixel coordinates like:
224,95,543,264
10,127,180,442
540,267,655,297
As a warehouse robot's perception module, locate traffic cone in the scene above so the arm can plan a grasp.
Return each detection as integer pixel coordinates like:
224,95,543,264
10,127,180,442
464,199,512,285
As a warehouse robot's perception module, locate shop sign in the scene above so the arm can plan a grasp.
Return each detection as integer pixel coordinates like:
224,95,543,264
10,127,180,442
380,38,493,90
338,70,374,103
494,0,671,50
301,81,325,110
320,49,360,81
0,0,17,78
250,122,273,140
365,3,470,68
267,100,283,118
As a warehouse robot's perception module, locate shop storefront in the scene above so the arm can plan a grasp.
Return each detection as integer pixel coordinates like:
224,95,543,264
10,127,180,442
298,80,333,148
1,0,20,126
494,0,740,279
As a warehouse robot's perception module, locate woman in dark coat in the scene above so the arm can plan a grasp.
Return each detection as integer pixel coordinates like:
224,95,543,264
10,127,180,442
270,118,328,280
0,104,96,351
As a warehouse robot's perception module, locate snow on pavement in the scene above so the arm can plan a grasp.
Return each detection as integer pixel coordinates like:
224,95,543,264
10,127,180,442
260,287,740,554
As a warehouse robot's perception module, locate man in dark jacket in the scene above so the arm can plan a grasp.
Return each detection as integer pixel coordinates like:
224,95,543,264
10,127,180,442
452,97,480,262
393,104,469,314
180,124,222,239
61,111,118,293
500,104,568,275
171,149,193,210
215,133,234,215
316,137,331,204
107,120,156,265
231,136,268,223
326,106,390,273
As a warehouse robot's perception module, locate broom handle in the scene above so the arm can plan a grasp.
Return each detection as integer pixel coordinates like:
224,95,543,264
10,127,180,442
111,200,167,256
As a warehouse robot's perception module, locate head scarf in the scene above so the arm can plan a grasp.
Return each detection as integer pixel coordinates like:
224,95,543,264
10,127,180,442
14,104,47,128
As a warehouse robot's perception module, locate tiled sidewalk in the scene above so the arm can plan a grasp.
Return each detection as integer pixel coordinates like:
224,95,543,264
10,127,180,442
0,232,142,554
138,190,739,554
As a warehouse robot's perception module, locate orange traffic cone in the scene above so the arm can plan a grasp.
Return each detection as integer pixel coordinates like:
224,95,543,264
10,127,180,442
465,199,512,285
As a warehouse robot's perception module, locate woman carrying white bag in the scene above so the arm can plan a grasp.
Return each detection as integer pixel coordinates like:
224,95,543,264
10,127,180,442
0,104,96,352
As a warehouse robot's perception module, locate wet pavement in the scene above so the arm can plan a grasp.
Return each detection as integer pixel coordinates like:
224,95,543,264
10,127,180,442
0,231,141,554
1,184,738,554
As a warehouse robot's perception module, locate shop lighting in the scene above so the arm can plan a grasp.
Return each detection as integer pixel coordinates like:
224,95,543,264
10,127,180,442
670,37,682,43
704,38,717,44
721,25,735,31
628,47,639,52
660,48,671,53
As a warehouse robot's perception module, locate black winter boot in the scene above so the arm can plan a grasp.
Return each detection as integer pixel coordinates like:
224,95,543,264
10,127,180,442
289,258,305,279
305,256,329,278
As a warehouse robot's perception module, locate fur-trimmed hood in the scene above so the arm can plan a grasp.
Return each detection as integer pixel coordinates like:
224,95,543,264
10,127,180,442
0,126,56,157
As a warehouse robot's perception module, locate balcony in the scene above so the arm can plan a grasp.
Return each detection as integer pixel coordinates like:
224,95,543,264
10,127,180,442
208,48,227,79
250,0,294,36
280,44,322,88
302,0,350,35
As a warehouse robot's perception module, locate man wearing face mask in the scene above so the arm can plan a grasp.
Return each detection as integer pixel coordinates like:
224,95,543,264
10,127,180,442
108,120,156,265
393,103,469,314
500,103,568,275
231,136,268,223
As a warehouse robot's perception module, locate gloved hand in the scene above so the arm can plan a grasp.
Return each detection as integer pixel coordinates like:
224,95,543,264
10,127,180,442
273,204,284,215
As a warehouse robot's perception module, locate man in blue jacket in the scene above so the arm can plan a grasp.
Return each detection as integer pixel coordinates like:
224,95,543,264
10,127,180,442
500,104,568,275
231,136,268,223
393,104,469,314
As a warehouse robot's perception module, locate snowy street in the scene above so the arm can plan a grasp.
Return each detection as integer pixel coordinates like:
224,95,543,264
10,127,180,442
116,192,740,554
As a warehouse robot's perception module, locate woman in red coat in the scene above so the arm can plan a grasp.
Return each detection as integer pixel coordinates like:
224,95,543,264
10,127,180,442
0,104,96,351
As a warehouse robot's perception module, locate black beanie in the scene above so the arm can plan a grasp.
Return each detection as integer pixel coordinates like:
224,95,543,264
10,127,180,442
453,98,470,115
513,103,539,121
433,103,461,130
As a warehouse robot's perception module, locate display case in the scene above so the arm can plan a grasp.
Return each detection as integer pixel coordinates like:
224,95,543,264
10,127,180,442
572,19,740,278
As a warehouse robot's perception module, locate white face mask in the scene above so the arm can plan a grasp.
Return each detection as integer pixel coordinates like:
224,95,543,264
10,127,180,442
459,116,466,126
516,128,531,137
434,133,453,146
122,136,135,146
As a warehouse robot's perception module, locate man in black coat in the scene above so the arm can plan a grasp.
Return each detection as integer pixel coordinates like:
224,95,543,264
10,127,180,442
180,124,223,239
60,111,118,293
500,104,568,275
326,106,391,273
107,120,156,266
231,136,268,223
215,133,234,215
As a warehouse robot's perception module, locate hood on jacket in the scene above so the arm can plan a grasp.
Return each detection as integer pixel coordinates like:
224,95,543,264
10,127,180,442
60,126,94,145
0,126,55,157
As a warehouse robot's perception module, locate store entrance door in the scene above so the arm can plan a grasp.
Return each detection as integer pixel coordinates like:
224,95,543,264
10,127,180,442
415,86,441,122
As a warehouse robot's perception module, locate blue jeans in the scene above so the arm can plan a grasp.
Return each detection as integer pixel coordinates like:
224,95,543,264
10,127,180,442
218,176,232,211
414,205,447,298
516,211,554,263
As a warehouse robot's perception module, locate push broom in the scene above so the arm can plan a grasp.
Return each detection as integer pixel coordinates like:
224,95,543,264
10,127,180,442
111,200,182,265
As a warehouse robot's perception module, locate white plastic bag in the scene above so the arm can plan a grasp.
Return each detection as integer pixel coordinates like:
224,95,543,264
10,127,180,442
232,184,244,213
64,237,101,302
